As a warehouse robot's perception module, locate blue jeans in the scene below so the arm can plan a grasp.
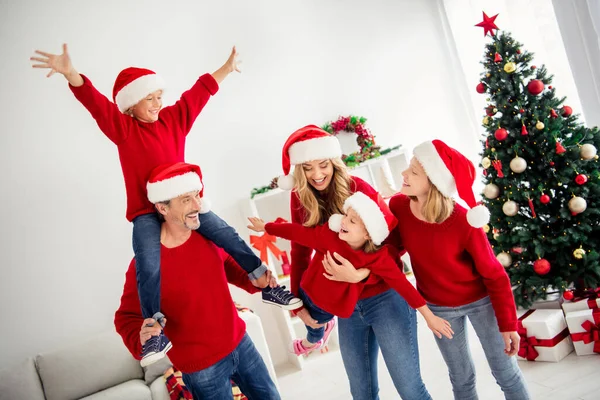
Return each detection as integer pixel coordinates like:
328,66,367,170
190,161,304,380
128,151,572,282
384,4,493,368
428,296,530,400
181,333,280,400
298,287,334,343
132,211,267,319
338,289,431,400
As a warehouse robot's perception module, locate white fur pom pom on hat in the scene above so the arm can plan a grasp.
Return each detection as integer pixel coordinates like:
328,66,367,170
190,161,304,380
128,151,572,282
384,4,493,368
466,204,490,228
328,214,344,232
277,174,296,191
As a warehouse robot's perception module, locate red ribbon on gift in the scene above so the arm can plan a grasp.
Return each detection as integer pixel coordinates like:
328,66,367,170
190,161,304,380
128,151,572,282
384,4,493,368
571,288,600,307
250,233,283,265
517,310,570,361
570,308,600,354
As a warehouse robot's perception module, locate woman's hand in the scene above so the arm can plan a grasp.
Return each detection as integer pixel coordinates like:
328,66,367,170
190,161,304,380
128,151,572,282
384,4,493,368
322,251,371,283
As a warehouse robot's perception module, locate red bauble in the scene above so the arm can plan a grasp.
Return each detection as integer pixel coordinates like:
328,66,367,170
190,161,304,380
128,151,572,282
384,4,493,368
534,259,551,275
549,161,555,166
575,174,588,185
528,80,545,95
549,86,553,89
563,291,574,301
517,49,522,54
476,82,486,93
519,108,525,113
562,106,573,117
531,65,537,70
495,128,508,141
540,194,551,204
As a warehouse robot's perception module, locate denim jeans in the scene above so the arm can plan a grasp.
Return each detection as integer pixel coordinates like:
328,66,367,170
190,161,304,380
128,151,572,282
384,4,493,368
181,333,280,400
298,287,334,343
132,211,267,319
428,296,530,400
338,289,431,400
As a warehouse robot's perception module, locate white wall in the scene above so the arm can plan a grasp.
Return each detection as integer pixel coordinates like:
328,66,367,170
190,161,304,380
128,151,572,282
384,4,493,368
0,0,476,368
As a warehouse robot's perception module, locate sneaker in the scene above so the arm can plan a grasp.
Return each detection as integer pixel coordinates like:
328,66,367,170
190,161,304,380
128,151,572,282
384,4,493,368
140,331,173,368
290,338,323,357
320,318,337,353
262,285,303,310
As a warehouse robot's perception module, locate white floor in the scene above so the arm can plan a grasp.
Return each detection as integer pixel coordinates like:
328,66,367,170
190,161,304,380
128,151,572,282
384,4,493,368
275,313,600,400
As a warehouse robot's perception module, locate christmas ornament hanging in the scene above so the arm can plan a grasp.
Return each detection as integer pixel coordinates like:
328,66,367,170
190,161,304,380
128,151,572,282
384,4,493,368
521,125,528,135
481,157,491,169
486,105,498,116
568,196,587,214
536,121,545,130
573,248,585,259
483,116,490,125
561,106,573,117
510,156,527,173
563,291,574,301
495,128,508,141
503,62,516,73
483,224,490,233
550,109,558,119
527,80,544,95
497,252,512,268
533,259,551,275
476,83,486,93
580,143,597,160
540,193,550,204
556,141,566,154
483,183,500,199
575,174,588,185
494,52,503,62
503,200,519,216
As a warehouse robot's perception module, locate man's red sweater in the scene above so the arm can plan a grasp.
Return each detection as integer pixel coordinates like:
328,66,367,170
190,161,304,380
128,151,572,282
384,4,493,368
69,73,219,222
114,233,260,373
266,222,426,318
389,194,517,332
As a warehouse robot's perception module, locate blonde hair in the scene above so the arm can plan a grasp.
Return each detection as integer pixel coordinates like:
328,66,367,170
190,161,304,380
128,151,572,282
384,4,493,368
410,181,454,223
293,158,352,227
363,238,380,254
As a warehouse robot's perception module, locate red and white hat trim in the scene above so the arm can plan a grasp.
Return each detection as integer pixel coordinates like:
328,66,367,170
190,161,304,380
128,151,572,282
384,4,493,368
412,141,456,197
288,135,342,166
147,171,203,204
115,73,165,113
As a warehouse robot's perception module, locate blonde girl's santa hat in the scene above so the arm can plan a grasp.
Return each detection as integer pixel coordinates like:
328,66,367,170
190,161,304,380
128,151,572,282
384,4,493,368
412,139,490,228
277,125,342,190
112,67,165,113
328,191,398,246
146,162,210,213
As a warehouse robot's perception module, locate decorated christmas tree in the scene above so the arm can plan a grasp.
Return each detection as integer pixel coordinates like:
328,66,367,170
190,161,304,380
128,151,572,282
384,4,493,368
475,13,600,307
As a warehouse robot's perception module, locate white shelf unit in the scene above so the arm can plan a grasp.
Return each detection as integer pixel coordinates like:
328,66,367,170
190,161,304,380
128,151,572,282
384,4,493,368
243,149,409,373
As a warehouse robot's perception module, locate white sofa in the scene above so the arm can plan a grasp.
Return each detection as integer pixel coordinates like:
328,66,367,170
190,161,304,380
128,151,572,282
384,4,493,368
0,311,277,400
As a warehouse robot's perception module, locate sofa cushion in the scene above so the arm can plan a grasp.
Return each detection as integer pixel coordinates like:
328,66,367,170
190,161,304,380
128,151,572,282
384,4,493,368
36,331,144,400
0,357,45,400
80,379,152,400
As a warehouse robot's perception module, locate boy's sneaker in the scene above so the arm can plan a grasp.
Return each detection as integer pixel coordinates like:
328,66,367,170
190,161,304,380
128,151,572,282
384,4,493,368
262,285,303,310
140,331,173,368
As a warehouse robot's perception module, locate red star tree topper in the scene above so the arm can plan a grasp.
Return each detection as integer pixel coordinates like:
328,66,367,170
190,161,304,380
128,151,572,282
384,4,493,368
475,12,499,37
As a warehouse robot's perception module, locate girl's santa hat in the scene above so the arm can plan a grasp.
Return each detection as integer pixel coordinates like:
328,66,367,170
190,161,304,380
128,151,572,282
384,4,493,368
412,139,490,228
113,67,165,113
277,125,342,190
146,162,210,213
328,191,398,245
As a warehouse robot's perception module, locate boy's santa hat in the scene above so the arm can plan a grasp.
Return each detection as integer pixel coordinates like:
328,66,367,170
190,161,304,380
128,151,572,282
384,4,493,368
277,125,342,190
412,139,489,228
147,162,210,213
113,67,165,113
328,191,397,246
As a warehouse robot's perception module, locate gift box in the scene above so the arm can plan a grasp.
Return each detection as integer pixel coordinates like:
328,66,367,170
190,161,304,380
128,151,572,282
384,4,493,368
561,289,600,314
516,309,573,362
565,308,600,356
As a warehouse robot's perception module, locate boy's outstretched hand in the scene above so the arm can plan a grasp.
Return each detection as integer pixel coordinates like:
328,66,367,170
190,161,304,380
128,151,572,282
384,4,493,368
211,46,242,84
30,43,83,86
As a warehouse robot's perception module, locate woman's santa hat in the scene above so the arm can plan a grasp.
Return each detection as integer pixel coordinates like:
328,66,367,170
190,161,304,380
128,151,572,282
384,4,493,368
277,125,342,190
328,191,397,246
412,139,490,228
147,162,210,213
113,67,165,113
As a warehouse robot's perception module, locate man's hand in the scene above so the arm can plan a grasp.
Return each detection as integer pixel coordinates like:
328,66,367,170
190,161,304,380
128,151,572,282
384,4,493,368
251,269,277,289
140,318,164,346
247,217,266,232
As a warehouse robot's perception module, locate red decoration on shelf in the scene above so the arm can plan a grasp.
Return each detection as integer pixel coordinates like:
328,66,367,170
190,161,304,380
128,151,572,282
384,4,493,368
556,141,566,154
540,194,551,204
527,80,544,95
494,52,503,62
534,259,551,275
492,160,504,177
562,106,573,117
495,128,508,141
550,109,558,119
563,291,574,301
476,82,486,93
575,174,588,185
521,125,528,136
475,12,500,37
528,198,537,218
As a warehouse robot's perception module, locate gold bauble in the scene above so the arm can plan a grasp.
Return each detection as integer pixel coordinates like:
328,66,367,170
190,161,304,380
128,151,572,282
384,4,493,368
483,116,490,125
573,248,585,259
536,121,545,130
481,157,492,169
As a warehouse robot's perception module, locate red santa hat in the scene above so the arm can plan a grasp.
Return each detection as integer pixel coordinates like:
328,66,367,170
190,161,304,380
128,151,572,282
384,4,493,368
146,162,210,213
328,191,397,245
412,139,489,228
112,67,165,113
277,125,342,190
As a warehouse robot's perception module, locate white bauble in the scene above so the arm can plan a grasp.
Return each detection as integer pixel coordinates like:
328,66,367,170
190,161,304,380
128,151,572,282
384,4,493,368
568,196,587,214
497,252,512,267
484,183,500,199
503,200,519,216
580,144,597,160
510,156,527,173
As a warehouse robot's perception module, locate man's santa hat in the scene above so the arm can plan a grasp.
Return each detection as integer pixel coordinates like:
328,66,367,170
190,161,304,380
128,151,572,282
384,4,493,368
277,125,342,190
328,191,397,246
412,139,489,228
113,67,165,113
147,162,210,213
